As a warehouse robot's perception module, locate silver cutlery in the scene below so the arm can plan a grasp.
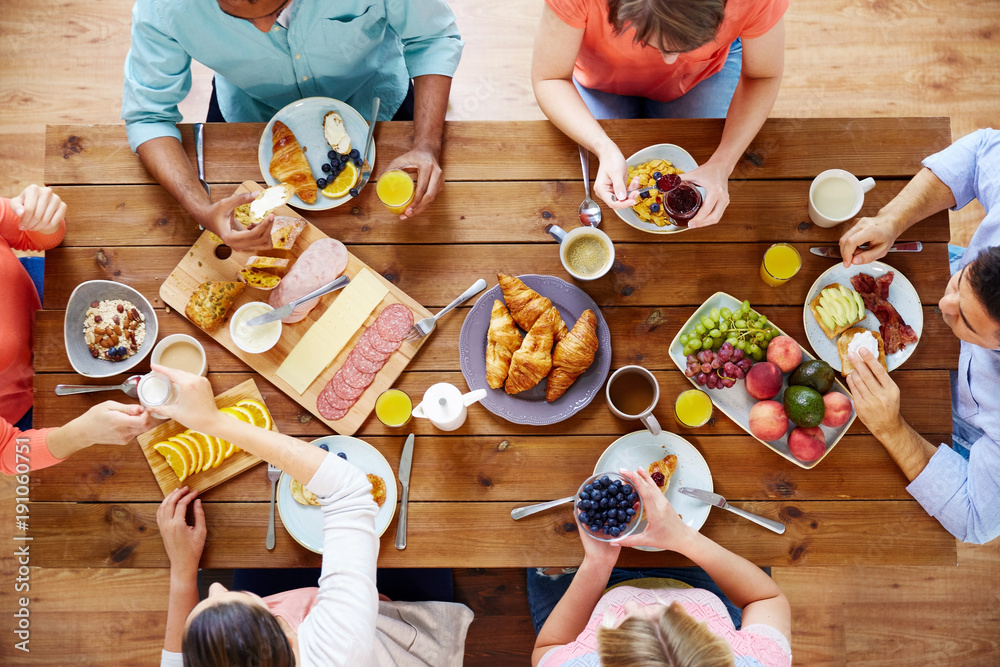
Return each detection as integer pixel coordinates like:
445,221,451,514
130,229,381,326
266,463,281,550
353,97,380,196
194,123,211,199
402,278,488,343
679,487,785,534
395,433,415,550
511,495,574,521
578,145,601,227
809,241,922,259
55,375,141,398
248,275,351,326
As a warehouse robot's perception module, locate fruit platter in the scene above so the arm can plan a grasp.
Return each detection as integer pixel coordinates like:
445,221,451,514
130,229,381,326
668,292,857,469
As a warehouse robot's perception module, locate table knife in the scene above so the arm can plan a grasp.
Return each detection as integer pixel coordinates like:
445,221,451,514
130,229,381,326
809,241,922,259
353,97,380,196
395,433,415,550
679,487,785,534
247,275,350,326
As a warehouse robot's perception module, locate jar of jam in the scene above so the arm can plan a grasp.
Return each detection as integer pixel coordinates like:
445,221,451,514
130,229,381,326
663,184,703,226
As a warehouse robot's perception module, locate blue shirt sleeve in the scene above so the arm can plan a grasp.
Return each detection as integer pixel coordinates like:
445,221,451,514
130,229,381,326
906,437,1000,545
121,0,193,152
385,0,464,79
922,129,989,211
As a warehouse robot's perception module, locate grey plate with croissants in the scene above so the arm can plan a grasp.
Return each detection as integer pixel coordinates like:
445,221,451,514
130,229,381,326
459,274,612,425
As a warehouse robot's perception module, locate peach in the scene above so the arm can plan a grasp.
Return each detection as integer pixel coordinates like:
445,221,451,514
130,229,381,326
822,392,853,428
788,426,827,462
745,362,783,400
766,335,803,373
749,400,789,441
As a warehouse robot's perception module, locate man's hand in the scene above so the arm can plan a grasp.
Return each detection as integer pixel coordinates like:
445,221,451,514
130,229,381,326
594,146,639,210
682,161,730,229
156,486,206,576
10,184,66,234
615,467,694,552
846,348,902,437
200,191,273,251
382,149,443,220
839,214,900,268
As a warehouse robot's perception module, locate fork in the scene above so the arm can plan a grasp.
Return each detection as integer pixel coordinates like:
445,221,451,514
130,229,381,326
403,278,487,343
266,463,281,550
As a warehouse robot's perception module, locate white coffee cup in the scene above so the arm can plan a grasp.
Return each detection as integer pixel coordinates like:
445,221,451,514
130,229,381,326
605,365,661,435
808,169,876,228
547,224,615,281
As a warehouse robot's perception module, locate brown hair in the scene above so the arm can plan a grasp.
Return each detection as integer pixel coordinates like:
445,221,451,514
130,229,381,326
596,601,735,666
967,246,1000,341
606,0,727,53
183,600,295,667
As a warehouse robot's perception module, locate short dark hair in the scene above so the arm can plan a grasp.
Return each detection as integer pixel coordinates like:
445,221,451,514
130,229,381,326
967,246,1000,341
606,0,727,53
183,600,294,667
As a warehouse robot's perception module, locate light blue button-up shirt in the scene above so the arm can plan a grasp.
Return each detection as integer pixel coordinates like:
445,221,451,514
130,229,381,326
122,0,464,152
906,128,1000,544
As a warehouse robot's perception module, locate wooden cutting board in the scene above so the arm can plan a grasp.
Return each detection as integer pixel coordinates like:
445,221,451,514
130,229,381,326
137,379,274,497
159,182,432,435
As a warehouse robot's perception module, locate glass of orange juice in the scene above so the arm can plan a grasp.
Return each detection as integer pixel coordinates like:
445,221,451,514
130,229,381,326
760,243,802,286
674,389,713,428
376,169,415,214
375,389,412,428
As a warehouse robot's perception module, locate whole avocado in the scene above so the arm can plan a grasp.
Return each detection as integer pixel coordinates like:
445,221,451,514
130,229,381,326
783,385,826,428
789,360,836,394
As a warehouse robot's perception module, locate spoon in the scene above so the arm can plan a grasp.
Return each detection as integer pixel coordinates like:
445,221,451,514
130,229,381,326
577,145,601,227
55,375,141,397
511,495,574,520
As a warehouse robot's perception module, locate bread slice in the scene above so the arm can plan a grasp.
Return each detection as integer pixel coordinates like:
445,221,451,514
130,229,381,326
838,327,888,374
270,215,306,250
245,256,290,276
234,184,295,228
323,111,351,154
809,282,866,339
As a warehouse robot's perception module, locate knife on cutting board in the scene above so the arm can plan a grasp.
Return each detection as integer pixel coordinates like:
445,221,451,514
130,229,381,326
247,275,351,326
679,487,785,534
809,241,922,259
395,433,415,550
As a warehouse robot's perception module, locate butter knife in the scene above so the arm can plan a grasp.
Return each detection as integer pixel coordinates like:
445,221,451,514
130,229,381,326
247,274,350,326
809,242,922,258
395,433,415,550
679,487,785,534
352,97,380,197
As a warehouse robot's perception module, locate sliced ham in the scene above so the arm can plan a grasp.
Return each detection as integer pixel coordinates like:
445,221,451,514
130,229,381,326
269,238,349,323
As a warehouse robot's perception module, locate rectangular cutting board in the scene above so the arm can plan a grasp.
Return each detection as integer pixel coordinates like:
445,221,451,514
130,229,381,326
159,182,432,435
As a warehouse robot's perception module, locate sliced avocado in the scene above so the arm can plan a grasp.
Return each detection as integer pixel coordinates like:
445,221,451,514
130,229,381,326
841,292,858,322
827,298,848,326
815,305,837,332
853,290,866,317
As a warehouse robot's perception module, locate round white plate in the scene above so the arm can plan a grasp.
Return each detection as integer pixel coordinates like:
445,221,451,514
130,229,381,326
803,261,923,372
593,430,713,550
277,436,397,554
615,143,703,234
258,97,375,211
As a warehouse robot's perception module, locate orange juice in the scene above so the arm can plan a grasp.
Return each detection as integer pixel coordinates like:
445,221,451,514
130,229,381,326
760,243,802,286
375,389,412,427
674,389,713,427
376,169,415,214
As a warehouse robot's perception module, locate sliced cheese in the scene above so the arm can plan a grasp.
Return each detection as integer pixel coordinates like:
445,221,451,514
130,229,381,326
275,268,389,394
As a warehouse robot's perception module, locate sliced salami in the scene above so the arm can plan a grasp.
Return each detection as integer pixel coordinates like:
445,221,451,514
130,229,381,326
347,347,385,374
358,329,392,362
321,383,356,410
332,373,366,401
375,303,414,342
369,329,402,355
317,389,350,421
319,402,350,421
341,361,376,389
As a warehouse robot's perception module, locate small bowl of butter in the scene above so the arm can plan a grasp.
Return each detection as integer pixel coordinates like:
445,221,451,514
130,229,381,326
229,302,282,354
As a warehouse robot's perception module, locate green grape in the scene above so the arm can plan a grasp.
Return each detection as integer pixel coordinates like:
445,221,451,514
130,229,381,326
719,322,729,333
695,323,707,335
726,337,738,347
682,344,696,356
735,340,747,351
700,315,714,329
749,343,761,355
758,315,768,325
760,339,769,349
679,333,690,345
712,338,724,350
754,332,764,341
735,319,747,329
709,328,721,338
720,307,732,319
689,339,702,351
751,348,763,361
709,308,720,320
741,300,751,313
702,336,714,349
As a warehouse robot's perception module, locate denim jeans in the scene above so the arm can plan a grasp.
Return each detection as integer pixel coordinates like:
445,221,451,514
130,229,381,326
526,565,760,635
573,40,743,120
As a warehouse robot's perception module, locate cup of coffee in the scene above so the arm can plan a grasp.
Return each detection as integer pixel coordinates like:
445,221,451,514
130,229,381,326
547,224,615,281
808,169,876,228
605,365,661,435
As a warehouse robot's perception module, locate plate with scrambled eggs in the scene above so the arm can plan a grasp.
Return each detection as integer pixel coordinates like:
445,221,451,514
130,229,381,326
615,144,700,234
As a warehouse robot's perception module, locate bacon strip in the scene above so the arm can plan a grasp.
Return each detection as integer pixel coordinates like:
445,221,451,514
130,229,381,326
850,271,919,354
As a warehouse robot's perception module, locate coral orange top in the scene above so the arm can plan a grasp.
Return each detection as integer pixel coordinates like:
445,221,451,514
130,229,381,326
547,0,788,101
0,197,65,474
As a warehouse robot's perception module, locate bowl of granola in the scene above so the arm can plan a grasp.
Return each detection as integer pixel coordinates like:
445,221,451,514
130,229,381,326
615,144,702,234
63,281,158,378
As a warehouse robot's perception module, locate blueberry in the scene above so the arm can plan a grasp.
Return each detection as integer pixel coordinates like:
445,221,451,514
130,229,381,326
608,518,617,527
353,157,362,167
641,190,652,199
577,501,587,510
317,443,329,451
650,203,661,213
616,492,625,501
653,171,662,179
626,507,636,516
349,148,360,159
579,491,590,501
584,484,594,494
321,163,332,173
601,526,611,535
330,163,341,175
610,526,621,537
317,178,327,188
339,154,349,164
118,346,128,356
579,512,589,524
628,493,638,503
590,524,601,533
607,484,618,495
348,188,359,198
599,497,609,508
600,476,611,486
623,515,633,525
328,150,337,160
337,452,348,460
622,485,633,495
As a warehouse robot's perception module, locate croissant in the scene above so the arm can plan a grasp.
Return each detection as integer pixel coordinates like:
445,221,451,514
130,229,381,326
486,300,523,389
497,273,569,341
270,121,316,204
546,309,599,401
505,307,556,395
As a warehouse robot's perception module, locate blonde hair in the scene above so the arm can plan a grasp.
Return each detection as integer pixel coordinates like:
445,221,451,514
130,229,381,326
606,0,727,53
596,601,735,667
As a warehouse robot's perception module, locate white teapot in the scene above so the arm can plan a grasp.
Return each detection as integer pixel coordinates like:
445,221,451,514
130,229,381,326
411,383,487,431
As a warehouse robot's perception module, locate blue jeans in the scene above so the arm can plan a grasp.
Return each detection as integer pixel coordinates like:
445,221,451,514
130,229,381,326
526,565,758,634
573,40,743,120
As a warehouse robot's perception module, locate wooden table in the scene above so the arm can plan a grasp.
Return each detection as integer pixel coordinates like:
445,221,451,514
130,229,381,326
33,118,958,570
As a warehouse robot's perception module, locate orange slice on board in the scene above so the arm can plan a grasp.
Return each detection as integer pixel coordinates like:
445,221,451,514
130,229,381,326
154,441,189,482
186,431,220,470
168,434,202,475
236,399,273,431
172,432,206,473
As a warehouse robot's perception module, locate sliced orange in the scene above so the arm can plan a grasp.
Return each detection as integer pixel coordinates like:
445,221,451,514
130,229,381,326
186,431,219,471
168,434,202,475
154,441,189,482
173,432,206,473
223,441,241,458
221,405,255,424
321,161,358,199
236,399,273,431
207,435,227,468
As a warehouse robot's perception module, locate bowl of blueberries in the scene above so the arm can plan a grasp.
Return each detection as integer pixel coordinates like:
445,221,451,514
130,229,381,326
576,472,644,541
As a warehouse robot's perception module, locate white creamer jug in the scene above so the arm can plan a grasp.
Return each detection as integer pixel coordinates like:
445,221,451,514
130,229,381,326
411,383,487,431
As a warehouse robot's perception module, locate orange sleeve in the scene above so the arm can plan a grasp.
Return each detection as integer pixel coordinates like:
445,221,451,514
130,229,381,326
0,196,66,253
545,0,589,29
740,0,789,39
0,419,64,476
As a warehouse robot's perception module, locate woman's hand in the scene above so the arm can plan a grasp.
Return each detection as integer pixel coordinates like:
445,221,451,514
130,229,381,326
150,364,222,434
11,184,66,234
47,401,154,460
156,486,206,576
681,162,730,228
577,513,621,569
593,146,640,210
614,468,694,552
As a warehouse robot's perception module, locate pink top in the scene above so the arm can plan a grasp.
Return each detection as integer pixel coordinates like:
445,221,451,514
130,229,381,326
539,585,792,666
264,586,320,631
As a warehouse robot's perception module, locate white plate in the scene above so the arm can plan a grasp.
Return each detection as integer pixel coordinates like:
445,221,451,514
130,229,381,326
668,292,856,469
593,430,713,542
257,97,375,211
615,143,703,234
803,261,923,372
277,436,397,554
